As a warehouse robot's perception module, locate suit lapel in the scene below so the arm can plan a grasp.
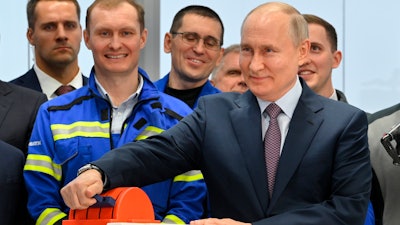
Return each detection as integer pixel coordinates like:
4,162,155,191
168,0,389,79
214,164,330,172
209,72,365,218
268,82,324,210
20,69,42,92
230,92,270,212
82,75,89,86
0,82,13,129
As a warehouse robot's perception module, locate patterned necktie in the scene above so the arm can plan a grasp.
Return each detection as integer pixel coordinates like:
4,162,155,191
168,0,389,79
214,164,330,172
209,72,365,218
264,103,282,197
55,85,75,96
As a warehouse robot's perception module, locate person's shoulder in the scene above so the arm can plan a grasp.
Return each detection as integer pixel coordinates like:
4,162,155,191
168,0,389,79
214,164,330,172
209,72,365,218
0,140,24,161
9,68,35,84
195,92,254,116
2,81,46,100
199,91,243,106
368,103,400,124
311,95,367,122
367,103,400,141
367,104,400,148
202,80,221,95
6,82,41,95
153,74,168,88
207,91,239,99
317,94,359,111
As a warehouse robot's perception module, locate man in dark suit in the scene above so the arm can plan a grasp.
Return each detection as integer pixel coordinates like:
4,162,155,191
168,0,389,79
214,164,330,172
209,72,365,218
0,140,32,225
61,2,371,225
0,80,47,154
10,0,87,100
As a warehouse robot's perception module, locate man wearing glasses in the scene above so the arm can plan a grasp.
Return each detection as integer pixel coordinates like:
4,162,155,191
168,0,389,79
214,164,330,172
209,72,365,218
155,5,224,109
154,5,224,221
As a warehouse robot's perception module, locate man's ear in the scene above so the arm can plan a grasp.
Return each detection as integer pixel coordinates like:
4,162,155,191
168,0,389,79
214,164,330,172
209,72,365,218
83,29,91,50
139,28,148,50
215,47,225,66
164,32,173,53
26,28,35,45
332,50,343,69
298,39,310,66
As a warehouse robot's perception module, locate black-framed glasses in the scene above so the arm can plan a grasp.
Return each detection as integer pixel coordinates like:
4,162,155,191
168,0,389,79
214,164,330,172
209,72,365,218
171,32,222,51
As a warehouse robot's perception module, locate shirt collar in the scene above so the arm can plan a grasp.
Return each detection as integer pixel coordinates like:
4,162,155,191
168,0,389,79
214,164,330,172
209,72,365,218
94,74,143,108
329,90,338,101
257,77,302,119
34,64,83,100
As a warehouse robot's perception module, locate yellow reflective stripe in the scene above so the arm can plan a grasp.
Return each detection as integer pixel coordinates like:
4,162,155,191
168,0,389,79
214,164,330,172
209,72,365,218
135,126,165,140
173,170,204,182
24,154,62,181
36,208,67,225
51,121,110,141
162,214,186,224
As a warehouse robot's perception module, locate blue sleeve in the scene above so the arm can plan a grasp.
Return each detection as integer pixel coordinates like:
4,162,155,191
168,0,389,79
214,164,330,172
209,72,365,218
163,170,207,224
24,104,67,223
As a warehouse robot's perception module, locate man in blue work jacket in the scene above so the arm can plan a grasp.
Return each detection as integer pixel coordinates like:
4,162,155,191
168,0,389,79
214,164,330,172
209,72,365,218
23,1,205,225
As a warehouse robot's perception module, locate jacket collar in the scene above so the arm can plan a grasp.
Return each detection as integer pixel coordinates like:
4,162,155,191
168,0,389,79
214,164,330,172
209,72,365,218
155,73,220,108
88,67,161,102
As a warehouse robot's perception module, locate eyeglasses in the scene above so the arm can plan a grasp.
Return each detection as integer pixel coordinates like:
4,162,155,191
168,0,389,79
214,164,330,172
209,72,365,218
171,32,222,51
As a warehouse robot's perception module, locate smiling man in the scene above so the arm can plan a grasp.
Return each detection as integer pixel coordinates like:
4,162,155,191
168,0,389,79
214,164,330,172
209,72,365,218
297,14,345,102
23,1,195,225
155,5,224,109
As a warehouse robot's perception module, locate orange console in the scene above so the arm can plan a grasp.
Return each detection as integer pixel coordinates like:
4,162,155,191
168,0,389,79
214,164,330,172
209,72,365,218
63,187,160,225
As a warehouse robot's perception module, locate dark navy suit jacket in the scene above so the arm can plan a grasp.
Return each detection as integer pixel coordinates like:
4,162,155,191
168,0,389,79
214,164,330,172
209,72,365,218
0,140,32,225
93,78,371,225
10,68,88,92
0,81,47,154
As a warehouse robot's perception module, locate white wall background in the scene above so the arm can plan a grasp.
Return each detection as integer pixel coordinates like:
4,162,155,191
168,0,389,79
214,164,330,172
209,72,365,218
1,1,399,114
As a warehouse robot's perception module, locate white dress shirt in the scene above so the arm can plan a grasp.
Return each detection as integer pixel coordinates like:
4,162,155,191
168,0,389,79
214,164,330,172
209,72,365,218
34,64,83,100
